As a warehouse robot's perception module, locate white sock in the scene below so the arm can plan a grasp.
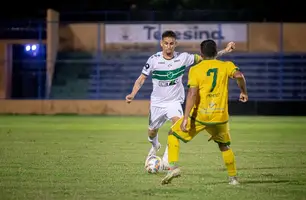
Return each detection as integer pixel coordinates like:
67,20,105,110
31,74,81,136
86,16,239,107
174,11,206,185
148,134,159,147
162,145,168,163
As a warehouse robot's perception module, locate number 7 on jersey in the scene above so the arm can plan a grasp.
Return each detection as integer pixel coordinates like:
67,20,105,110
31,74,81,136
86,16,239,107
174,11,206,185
206,68,218,92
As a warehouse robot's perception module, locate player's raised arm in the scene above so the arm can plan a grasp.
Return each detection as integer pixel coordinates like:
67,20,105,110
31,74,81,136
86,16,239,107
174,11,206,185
187,42,236,66
216,42,235,58
126,58,153,104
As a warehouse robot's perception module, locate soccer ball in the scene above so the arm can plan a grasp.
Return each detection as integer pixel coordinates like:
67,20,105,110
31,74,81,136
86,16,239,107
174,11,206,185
145,155,162,174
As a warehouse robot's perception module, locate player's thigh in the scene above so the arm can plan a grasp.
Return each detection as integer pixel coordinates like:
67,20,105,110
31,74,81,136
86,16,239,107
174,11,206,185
171,117,206,143
206,122,231,145
165,102,183,120
148,106,168,130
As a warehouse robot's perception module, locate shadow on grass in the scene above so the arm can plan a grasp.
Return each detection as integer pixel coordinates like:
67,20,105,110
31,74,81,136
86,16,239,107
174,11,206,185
217,166,306,171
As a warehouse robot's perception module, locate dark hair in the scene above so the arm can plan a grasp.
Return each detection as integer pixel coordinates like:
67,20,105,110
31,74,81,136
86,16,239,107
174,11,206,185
162,30,177,39
200,39,217,58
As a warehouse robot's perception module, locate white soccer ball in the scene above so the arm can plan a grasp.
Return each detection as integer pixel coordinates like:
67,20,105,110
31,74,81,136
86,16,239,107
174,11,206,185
145,155,162,174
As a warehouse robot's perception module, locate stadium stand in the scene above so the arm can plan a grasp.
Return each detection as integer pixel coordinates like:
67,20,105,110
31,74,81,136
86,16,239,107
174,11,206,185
51,51,306,101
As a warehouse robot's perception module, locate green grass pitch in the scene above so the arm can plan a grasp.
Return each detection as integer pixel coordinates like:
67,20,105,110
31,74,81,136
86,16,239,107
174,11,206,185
0,115,305,200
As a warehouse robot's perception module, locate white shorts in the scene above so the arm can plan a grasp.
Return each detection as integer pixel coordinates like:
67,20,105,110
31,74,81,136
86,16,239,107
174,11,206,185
148,102,183,130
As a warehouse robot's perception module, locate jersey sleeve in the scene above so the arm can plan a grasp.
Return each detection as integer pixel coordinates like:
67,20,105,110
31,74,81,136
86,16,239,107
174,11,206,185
187,67,199,88
141,56,154,76
226,61,240,79
185,53,202,67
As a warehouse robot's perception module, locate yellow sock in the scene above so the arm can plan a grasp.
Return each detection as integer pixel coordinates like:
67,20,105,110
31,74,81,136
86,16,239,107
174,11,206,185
222,149,237,177
168,134,180,167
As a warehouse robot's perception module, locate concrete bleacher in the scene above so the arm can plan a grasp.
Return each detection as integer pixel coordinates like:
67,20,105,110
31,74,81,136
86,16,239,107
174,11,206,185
50,51,306,101
222,53,306,100
50,51,93,99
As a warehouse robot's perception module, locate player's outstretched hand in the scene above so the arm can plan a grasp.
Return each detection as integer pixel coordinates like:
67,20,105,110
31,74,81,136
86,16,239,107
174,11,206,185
125,94,134,104
180,118,188,132
239,93,248,103
225,42,235,53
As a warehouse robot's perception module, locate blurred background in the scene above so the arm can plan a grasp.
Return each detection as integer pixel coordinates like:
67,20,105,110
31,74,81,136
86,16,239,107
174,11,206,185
0,0,305,116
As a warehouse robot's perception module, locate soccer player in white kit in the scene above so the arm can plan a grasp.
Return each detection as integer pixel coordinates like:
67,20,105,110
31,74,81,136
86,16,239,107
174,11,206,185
125,30,235,168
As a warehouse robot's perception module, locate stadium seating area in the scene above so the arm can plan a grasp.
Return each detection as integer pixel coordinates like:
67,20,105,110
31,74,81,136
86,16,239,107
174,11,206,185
50,51,306,101
50,51,92,99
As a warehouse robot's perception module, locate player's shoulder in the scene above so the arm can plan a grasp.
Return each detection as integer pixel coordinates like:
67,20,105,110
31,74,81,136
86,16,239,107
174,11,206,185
178,51,193,57
189,62,202,74
147,51,162,62
209,60,236,69
147,52,162,64
219,60,236,66
146,52,162,66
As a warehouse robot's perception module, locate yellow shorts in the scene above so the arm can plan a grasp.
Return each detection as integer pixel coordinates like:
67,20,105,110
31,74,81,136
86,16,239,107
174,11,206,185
171,117,231,145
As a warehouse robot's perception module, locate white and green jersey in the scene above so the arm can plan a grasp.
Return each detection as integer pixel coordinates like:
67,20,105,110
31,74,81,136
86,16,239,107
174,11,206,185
142,51,200,107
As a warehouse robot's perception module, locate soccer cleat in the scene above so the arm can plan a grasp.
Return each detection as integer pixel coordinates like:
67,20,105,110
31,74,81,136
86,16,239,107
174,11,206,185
161,167,181,185
228,176,239,185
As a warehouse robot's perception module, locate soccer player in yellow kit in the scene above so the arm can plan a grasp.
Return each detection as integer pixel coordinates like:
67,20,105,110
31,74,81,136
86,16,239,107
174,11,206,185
161,39,248,185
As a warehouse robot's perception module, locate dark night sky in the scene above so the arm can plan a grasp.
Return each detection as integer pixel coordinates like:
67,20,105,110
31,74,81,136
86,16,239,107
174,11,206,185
0,0,303,22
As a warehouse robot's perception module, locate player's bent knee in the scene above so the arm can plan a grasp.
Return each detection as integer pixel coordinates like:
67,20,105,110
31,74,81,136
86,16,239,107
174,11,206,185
148,129,158,137
217,142,230,152
171,116,181,125
172,132,190,143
